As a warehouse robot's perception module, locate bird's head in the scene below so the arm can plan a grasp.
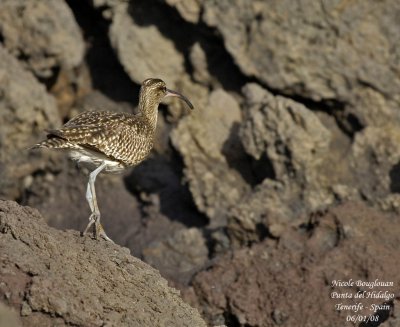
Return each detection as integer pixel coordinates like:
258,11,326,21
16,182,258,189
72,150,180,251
140,78,194,110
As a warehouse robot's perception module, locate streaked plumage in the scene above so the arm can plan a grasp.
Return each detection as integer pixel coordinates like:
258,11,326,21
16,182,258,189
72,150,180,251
31,78,194,242
38,111,153,172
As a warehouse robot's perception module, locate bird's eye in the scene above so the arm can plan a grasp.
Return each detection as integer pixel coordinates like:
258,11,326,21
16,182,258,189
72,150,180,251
163,87,167,92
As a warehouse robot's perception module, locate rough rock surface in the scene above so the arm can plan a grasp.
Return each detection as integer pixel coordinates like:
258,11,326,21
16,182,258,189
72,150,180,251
171,89,249,226
246,80,400,217
164,0,202,24
2,1,400,326
174,83,400,248
0,46,61,200
92,1,185,87
0,0,85,78
202,0,400,131
0,303,22,327
0,200,207,327
173,83,337,246
143,228,208,285
350,126,400,203
239,83,333,212
185,202,400,327
240,84,331,179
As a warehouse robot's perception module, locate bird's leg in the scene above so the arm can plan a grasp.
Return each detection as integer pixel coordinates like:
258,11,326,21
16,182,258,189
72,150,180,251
82,162,113,242
86,183,94,212
83,183,96,235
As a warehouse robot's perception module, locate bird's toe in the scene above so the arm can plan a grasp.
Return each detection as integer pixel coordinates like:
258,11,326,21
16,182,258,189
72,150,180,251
95,222,114,243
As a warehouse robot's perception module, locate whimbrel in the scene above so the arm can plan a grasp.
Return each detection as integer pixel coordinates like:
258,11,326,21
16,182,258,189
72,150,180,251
32,78,194,242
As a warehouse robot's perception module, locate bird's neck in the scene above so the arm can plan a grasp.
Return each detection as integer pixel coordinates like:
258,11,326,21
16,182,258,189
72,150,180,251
139,93,158,130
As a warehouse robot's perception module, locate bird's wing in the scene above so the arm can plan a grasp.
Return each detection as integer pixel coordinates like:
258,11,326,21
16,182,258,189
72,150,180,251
47,111,131,145
46,125,108,145
46,111,147,163
63,111,125,127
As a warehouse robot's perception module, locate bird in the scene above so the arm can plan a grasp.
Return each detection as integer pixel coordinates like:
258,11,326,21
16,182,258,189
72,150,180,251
31,78,194,242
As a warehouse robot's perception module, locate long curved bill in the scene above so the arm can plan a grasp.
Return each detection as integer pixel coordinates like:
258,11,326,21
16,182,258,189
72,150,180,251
165,88,194,110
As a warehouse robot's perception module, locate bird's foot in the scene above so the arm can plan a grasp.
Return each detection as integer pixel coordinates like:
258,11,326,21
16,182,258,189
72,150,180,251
81,212,100,236
95,221,114,243
81,212,114,242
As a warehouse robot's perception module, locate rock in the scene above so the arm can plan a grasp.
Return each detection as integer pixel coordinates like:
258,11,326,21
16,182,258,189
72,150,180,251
225,83,333,245
143,228,208,285
0,46,61,200
165,74,210,122
171,82,351,247
240,83,331,186
171,81,400,249
202,0,400,107
125,153,206,228
377,194,400,215
49,64,92,120
226,180,290,247
19,302,31,317
189,42,213,86
2,2,400,327
187,202,400,326
164,0,203,24
92,1,185,87
0,303,22,327
0,0,85,78
350,125,400,202
228,83,400,244
171,89,250,226
267,223,285,238
0,200,207,327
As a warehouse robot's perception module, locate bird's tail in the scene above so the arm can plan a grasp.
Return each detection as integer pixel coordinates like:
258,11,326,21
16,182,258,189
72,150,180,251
29,137,78,150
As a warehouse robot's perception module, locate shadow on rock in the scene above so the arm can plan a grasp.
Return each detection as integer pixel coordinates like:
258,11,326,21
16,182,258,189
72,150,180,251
124,154,207,228
66,0,140,105
222,121,275,187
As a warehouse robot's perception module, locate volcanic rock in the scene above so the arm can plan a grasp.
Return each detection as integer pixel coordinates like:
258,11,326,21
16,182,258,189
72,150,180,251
0,0,85,78
186,202,400,326
0,200,207,327
0,46,61,200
